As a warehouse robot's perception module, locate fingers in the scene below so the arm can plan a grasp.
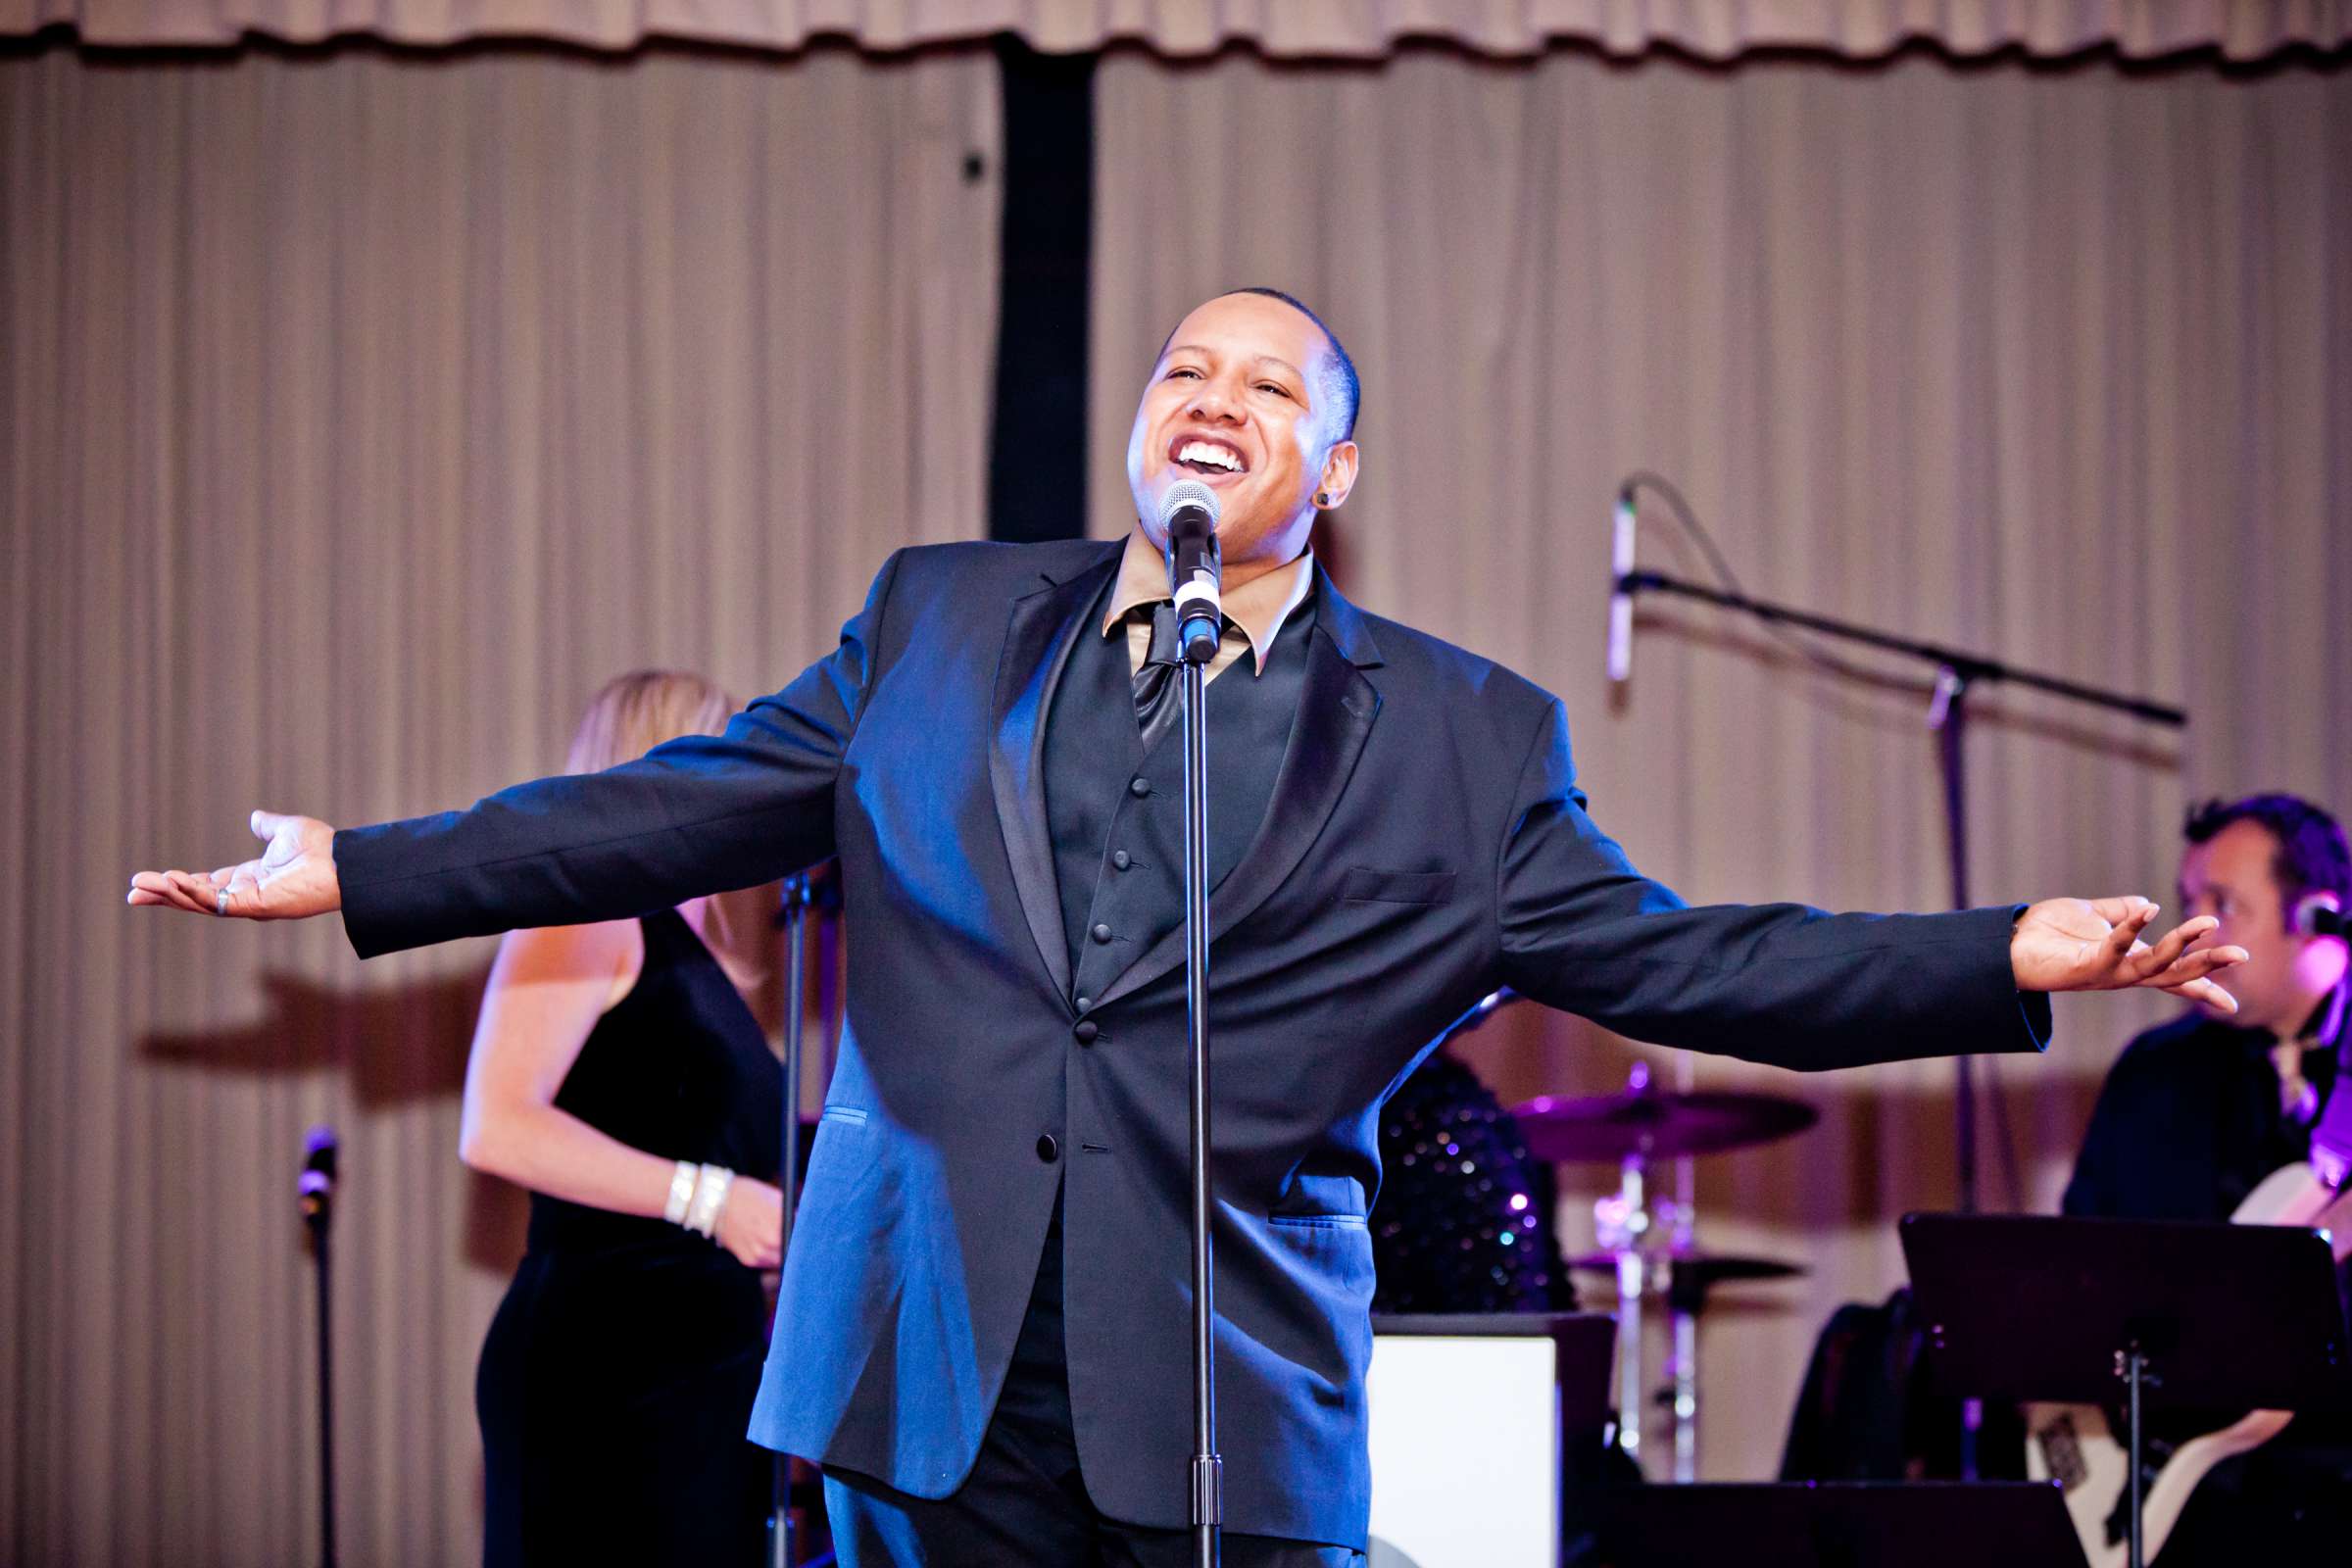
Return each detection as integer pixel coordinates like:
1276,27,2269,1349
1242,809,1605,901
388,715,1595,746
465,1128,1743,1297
251,808,291,841
172,869,225,915
127,869,212,914
127,870,207,912
2085,896,2160,930
2121,915,2220,981
2141,943,2248,990
2100,901,2161,960
2164,975,2240,1014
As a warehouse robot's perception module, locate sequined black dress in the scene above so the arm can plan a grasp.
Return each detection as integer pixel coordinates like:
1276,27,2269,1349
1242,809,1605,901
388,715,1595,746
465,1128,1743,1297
1370,1050,1575,1314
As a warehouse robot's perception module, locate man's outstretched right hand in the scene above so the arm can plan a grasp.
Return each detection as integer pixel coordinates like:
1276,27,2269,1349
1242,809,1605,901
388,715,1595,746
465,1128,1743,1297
128,809,342,921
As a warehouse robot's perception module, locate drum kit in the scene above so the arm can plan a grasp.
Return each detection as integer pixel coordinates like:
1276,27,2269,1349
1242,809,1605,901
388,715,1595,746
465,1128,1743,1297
1447,990,1822,1482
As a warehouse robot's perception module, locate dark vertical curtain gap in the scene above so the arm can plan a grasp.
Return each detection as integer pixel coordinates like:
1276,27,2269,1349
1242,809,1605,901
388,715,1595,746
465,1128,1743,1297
988,34,1096,542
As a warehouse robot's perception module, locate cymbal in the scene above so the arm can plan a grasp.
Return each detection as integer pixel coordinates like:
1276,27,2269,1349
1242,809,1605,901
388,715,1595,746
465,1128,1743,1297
1571,1250,1807,1313
1509,1087,1817,1162
1567,1251,1806,1286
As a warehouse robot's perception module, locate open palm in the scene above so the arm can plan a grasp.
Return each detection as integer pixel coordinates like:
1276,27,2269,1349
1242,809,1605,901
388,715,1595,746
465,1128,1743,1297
2010,897,2245,1012
126,809,341,920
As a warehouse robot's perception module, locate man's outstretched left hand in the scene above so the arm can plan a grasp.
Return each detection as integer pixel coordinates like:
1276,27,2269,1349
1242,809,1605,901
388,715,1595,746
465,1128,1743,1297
2010,897,2247,1012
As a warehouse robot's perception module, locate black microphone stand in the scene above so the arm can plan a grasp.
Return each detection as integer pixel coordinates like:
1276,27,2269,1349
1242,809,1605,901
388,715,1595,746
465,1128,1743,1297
1612,566,2189,1473
771,872,813,1568
1180,627,1223,1568
299,1144,338,1568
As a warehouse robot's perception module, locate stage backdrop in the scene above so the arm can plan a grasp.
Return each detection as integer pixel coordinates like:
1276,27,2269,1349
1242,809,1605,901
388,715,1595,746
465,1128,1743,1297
1090,42,2352,1481
4,27,2349,1568
0,39,1000,1566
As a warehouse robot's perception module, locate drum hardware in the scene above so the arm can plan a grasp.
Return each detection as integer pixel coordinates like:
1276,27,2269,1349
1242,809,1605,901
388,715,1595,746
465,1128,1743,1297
1514,1065,1816,1480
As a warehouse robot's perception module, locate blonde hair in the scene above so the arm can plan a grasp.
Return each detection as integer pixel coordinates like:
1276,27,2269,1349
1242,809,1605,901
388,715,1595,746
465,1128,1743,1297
565,669,736,775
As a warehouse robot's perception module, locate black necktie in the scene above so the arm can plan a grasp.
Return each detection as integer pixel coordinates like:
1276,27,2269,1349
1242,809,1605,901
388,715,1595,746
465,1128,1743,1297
1131,603,1185,754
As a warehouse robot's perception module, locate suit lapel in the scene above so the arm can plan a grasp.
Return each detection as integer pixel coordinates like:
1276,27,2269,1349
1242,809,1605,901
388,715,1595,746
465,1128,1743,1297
989,545,1123,1006
1095,567,1384,1010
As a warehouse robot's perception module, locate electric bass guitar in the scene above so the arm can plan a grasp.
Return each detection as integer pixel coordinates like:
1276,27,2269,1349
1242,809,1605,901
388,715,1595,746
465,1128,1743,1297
2024,1165,2352,1568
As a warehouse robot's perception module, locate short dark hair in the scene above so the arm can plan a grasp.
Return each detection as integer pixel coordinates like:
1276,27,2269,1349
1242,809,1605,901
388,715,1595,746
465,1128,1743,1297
1161,287,1361,442
2183,793,2351,921
1227,288,1359,441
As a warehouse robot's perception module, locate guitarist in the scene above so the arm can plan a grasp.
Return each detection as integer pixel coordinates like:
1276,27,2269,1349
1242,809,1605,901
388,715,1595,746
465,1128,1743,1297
2061,792,2351,1565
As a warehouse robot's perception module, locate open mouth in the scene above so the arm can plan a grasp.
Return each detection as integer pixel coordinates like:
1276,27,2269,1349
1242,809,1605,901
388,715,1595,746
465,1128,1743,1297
1169,434,1249,478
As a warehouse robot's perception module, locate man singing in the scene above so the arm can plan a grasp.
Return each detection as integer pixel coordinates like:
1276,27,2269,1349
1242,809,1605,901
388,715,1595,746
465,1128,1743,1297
131,288,2243,1566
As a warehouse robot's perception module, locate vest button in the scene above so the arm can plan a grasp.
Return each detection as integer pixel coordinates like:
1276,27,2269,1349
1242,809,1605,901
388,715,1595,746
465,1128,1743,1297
1074,994,1092,1010
1073,1020,1099,1045
1129,776,1151,798
1111,850,1132,870
1036,1134,1060,1163
1091,922,1113,944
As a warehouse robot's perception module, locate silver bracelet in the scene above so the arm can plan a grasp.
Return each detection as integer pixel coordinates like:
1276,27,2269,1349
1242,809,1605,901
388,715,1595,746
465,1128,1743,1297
686,1163,734,1239
663,1159,698,1227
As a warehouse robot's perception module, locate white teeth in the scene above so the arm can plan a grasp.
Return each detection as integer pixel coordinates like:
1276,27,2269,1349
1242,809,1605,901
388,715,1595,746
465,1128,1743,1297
1177,441,1243,472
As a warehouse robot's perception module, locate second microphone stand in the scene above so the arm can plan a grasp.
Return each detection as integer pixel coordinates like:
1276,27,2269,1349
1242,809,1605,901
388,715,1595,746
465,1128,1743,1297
1612,552,2188,1480
1613,564,2186,1206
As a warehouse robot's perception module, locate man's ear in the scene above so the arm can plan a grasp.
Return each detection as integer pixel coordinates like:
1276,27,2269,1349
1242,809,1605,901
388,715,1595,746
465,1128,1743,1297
1314,441,1360,511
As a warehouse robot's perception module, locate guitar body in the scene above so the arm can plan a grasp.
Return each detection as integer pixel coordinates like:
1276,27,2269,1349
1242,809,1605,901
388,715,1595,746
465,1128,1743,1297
2025,1166,2351,1567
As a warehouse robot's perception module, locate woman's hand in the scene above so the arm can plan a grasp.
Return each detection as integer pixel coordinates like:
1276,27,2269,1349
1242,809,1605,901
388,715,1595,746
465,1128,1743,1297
714,1176,784,1269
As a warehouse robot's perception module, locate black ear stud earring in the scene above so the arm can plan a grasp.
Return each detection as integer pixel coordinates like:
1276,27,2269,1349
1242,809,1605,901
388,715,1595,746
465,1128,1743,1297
1315,492,1331,506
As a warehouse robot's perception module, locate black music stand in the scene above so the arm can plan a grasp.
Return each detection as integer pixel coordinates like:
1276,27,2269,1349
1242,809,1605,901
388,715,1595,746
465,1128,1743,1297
1599,1481,2084,1568
1899,1212,2352,1568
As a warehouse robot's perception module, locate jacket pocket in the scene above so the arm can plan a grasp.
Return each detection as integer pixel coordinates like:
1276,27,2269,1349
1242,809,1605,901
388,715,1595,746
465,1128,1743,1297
1271,1171,1369,1224
1340,866,1456,905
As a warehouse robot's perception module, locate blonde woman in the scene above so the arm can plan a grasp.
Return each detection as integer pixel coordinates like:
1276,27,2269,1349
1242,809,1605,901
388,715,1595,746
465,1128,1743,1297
462,671,783,1567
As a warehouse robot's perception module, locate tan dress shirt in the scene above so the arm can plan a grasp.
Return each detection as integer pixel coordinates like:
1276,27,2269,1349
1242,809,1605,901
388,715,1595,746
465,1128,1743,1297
1100,527,1315,683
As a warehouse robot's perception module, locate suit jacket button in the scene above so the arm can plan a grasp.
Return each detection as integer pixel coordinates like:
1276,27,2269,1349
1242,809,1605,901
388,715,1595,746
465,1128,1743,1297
1036,1134,1060,1163
1129,776,1151,798
1091,922,1113,944
1111,850,1132,870
1073,1020,1099,1045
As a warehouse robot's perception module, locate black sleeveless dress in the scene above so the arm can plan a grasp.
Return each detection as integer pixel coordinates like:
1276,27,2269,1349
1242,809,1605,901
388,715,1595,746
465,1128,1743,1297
475,908,784,1567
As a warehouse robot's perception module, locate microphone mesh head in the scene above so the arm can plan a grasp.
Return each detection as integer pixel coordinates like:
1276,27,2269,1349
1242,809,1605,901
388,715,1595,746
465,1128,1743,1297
1157,477,1220,538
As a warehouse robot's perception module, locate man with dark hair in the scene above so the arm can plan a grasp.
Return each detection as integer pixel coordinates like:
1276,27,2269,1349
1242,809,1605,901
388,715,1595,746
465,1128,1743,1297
2064,792,2350,1221
134,289,2243,1565
2059,792,2351,1568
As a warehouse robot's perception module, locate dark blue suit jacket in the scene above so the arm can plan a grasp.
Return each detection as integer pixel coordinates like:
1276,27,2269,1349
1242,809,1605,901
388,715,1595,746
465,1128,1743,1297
337,538,2049,1547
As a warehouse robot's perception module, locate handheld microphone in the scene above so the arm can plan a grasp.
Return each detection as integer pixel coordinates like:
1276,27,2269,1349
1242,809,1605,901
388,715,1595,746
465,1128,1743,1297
1606,482,1638,684
299,1125,338,1227
1159,478,1223,664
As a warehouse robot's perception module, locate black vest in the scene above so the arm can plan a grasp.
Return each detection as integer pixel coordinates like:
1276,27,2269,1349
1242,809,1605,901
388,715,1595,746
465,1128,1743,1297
1042,580,1314,1001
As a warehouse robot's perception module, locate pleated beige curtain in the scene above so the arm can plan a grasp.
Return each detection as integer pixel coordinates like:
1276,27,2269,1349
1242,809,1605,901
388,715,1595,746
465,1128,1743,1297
8,0,2348,61
0,38,999,1564
1091,45,2352,1479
